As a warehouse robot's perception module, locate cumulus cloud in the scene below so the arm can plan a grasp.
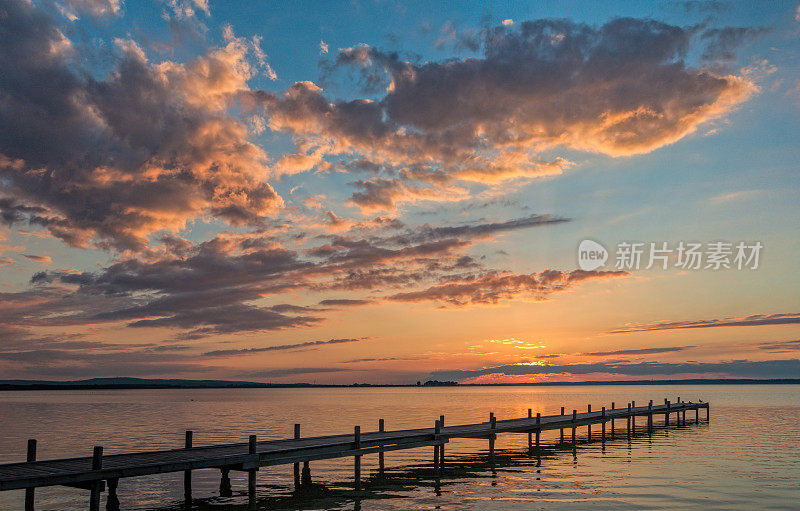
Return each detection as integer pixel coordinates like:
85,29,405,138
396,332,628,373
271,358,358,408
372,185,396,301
253,17,755,210
611,312,800,333
388,269,628,306
0,0,279,250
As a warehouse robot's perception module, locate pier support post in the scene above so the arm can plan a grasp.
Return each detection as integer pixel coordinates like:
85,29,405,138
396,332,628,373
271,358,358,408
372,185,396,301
527,409,533,451
626,403,631,439
535,413,541,451
665,401,670,426
571,409,577,446
378,418,385,476
489,412,496,466
248,435,257,508
294,424,301,490
587,404,592,442
105,478,119,511
25,439,36,511
560,406,565,445
354,426,361,491
219,469,232,497
434,420,441,475
601,407,606,442
611,402,615,438
439,415,445,469
184,430,192,505
648,400,653,435
696,407,699,424
89,446,103,511
301,462,312,486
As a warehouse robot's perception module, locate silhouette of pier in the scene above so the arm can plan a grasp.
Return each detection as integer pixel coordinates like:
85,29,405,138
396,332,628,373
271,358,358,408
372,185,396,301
0,398,708,510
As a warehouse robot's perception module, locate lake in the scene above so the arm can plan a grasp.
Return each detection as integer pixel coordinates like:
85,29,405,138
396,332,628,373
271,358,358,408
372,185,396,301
1,385,798,509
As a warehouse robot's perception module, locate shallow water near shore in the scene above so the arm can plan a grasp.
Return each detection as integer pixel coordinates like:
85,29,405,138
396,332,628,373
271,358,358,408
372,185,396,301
1,384,798,510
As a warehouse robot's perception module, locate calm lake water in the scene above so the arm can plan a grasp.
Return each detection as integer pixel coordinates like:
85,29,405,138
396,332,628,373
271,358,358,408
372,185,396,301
1,385,798,510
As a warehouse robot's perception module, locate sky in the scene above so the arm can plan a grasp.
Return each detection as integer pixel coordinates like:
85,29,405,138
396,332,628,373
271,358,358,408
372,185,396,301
0,0,799,384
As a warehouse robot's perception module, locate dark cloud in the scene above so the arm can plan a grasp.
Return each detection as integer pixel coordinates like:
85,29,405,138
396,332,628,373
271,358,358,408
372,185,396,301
384,214,568,245
388,269,628,306
432,359,800,381
318,299,372,307
257,17,754,210
0,0,278,250
204,338,366,356
757,339,800,352
583,346,696,356
611,313,800,333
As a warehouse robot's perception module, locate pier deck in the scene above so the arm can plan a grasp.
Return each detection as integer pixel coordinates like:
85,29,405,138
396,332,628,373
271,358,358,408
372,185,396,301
0,399,709,510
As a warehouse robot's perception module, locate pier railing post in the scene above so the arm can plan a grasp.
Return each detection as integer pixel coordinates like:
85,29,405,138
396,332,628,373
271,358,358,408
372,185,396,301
294,424,301,490
535,412,541,451
354,426,361,491
648,400,653,434
560,406,565,445
666,401,671,426
378,418,385,476
25,439,36,511
248,435,257,508
89,446,103,511
184,431,192,505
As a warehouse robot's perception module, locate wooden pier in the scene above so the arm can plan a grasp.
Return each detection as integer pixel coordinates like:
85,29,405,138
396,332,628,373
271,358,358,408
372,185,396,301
0,398,708,510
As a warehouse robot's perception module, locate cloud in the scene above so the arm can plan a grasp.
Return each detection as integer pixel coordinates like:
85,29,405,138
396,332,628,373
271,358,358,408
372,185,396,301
388,269,628,306
0,0,279,250
384,214,568,245
22,254,52,265
582,346,696,356
757,339,800,352
61,0,122,19
318,299,371,307
431,359,800,381
611,313,800,333
255,17,755,210
204,337,366,356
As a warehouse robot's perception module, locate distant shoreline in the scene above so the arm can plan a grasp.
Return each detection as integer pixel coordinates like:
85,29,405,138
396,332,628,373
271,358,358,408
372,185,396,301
1,377,799,391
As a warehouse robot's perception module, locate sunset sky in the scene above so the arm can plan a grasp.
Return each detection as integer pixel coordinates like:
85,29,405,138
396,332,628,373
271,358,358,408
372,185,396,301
0,0,799,384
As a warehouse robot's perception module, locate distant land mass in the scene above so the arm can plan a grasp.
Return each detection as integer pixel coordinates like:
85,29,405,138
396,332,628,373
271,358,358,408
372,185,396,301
1,377,799,391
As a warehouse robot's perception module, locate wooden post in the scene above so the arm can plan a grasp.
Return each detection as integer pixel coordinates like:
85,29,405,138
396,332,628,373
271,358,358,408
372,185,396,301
535,412,541,451
184,431,192,505
611,402,615,438
248,435,257,508
433,420,441,475
648,400,653,434
439,414,445,469
378,418,385,476
560,406,565,445
626,403,631,439
219,468,232,497
293,424,301,490
106,478,120,511
24,439,36,511
696,406,699,424
527,409,533,451
665,401,671,426
601,407,606,442
90,446,103,511
571,409,577,445
587,404,592,442
489,412,496,466
354,426,361,491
